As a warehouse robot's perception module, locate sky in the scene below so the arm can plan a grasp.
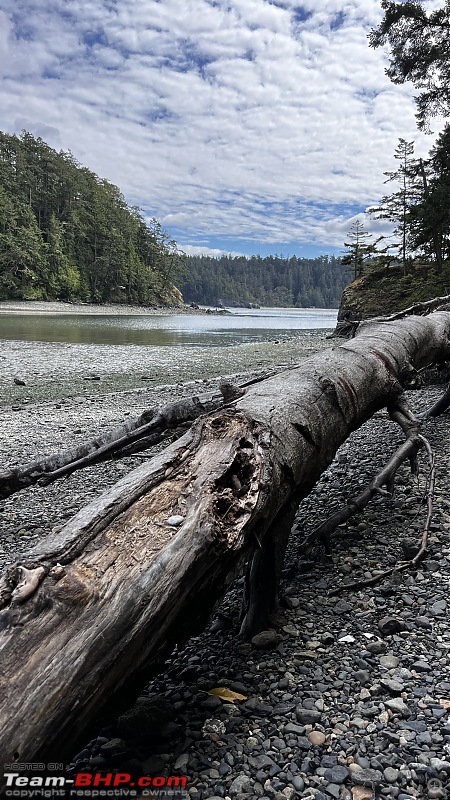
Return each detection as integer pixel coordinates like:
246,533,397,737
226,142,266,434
0,0,443,258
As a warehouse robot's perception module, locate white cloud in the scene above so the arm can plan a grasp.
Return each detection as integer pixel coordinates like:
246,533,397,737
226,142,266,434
0,0,442,251
179,244,245,257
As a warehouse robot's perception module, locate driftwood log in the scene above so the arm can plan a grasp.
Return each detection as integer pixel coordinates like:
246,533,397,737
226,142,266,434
1,311,450,764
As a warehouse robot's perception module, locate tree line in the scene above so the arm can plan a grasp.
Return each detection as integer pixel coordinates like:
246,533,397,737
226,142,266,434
179,254,346,308
0,131,183,304
343,1,450,280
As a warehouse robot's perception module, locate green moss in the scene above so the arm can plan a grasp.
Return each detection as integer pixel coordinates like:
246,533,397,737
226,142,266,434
339,262,450,318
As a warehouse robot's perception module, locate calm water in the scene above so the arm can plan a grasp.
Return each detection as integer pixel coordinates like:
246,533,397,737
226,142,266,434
0,308,337,347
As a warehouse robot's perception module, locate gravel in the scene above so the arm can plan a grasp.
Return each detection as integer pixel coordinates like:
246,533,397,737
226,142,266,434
1,371,450,800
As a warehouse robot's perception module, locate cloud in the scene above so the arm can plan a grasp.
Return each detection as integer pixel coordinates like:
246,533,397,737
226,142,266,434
0,0,441,253
178,244,245,257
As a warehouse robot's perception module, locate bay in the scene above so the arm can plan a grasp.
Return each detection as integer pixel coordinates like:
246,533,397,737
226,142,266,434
0,307,337,405
0,307,337,347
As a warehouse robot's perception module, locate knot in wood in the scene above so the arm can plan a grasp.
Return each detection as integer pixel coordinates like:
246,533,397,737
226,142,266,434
219,380,245,402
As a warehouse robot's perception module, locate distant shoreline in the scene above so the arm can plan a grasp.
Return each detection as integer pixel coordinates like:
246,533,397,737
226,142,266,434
0,301,205,316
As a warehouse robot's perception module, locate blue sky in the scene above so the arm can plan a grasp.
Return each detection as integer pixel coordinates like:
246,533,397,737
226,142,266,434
0,0,442,258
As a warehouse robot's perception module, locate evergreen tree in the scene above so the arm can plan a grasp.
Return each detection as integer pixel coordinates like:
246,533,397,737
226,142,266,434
342,220,378,280
369,1,450,129
0,130,181,304
369,139,421,274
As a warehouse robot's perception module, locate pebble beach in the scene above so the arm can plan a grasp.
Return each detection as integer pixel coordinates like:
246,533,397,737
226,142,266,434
0,307,449,799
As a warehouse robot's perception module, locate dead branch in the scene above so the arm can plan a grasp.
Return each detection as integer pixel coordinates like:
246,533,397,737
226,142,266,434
0,369,293,499
328,431,436,595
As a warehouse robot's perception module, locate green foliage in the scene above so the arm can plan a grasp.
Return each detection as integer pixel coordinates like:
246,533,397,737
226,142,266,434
369,1,450,130
179,254,346,308
0,130,183,305
369,139,422,274
409,125,450,268
340,259,450,318
341,220,382,281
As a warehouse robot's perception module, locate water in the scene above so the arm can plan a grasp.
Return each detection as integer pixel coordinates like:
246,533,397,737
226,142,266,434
0,308,337,404
0,308,337,347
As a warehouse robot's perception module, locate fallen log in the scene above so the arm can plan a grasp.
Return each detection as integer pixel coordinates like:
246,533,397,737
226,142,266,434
1,311,450,764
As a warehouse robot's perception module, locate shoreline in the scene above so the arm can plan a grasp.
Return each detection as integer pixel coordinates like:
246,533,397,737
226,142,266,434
0,300,205,316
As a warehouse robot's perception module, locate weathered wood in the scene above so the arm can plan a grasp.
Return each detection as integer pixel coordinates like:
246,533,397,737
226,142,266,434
0,373,277,498
0,392,225,498
1,311,450,764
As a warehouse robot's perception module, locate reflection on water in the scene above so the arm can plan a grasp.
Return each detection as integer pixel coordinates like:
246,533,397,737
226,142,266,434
0,308,338,347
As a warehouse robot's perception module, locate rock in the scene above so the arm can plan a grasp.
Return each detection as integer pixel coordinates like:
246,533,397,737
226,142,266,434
430,599,447,615
378,616,405,635
411,660,432,672
350,768,383,787
296,707,321,725
380,678,404,694
308,730,326,746
323,765,349,784
100,737,128,757
351,789,374,800
366,641,386,655
354,670,371,685
229,774,253,794
429,758,450,773
13,377,26,386
383,767,399,783
142,755,166,773
385,698,410,717
251,630,279,649
415,615,432,629
379,655,400,668
291,776,305,792
401,538,420,559
174,753,189,770
166,515,184,526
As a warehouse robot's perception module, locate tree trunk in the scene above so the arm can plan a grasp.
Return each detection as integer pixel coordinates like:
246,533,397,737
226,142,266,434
1,311,450,764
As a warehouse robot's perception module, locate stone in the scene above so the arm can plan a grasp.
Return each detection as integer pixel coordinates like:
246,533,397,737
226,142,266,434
174,753,189,770
251,630,280,649
351,789,374,800
308,730,326,746
291,776,305,792
354,670,371,685
229,774,253,794
296,707,321,725
411,660,432,672
323,765,349,784
380,678,404,694
366,641,386,655
385,698,410,717
166,515,184,526
383,767,399,783
401,538,420,560
378,617,405,636
350,769,383,787
430,599,447,615
379,655,400,668
415,615,432,629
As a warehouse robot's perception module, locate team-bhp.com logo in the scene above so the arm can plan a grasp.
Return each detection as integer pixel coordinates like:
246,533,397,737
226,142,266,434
3,771,188,797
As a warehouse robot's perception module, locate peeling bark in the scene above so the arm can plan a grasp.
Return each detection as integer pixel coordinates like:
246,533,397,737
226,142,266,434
1,311,450,764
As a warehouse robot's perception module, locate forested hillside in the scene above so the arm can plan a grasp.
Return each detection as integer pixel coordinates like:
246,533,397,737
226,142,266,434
0,131,183,304
180,254,345,308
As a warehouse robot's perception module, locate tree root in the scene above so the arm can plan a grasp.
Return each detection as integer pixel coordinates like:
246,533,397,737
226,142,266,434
329,433,435,595
299,396,437,594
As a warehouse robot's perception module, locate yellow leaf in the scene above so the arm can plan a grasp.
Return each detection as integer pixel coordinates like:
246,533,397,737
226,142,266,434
207,687,247,703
